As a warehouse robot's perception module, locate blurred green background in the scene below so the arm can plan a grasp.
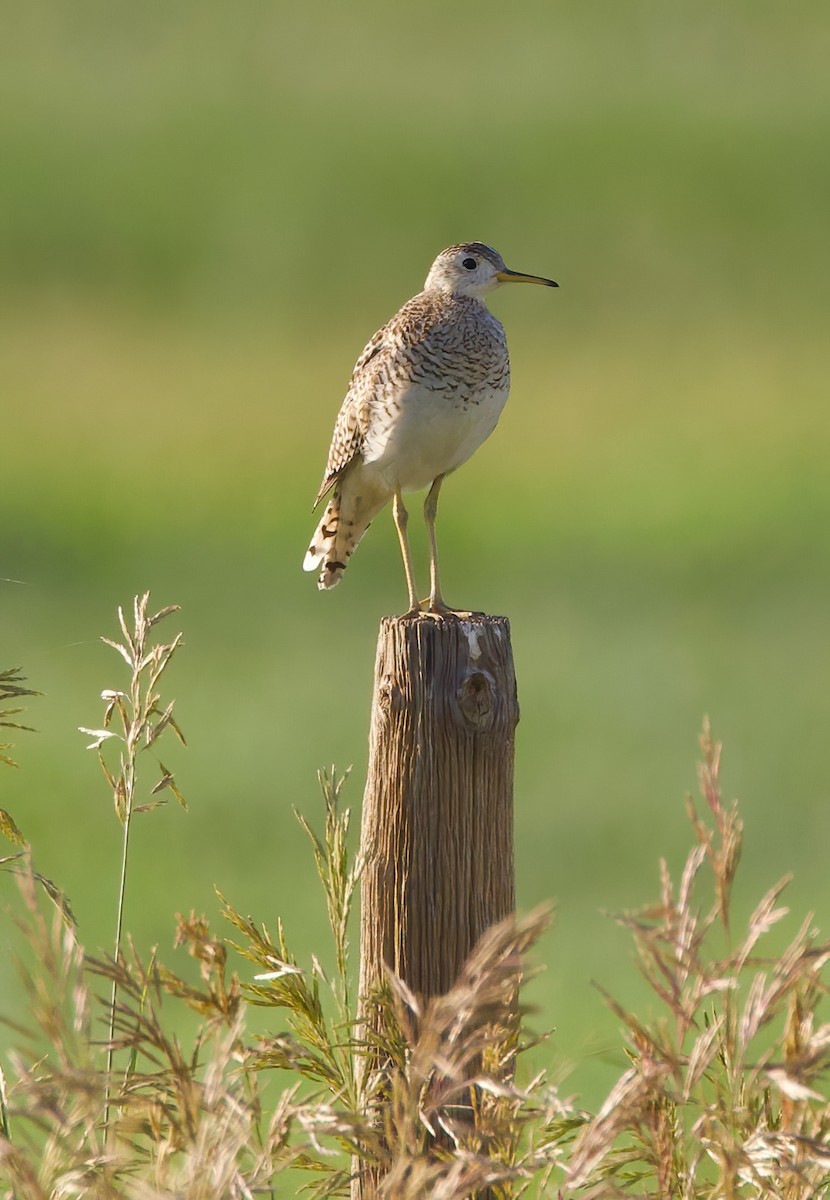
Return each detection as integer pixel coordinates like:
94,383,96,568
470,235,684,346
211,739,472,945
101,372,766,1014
3,0,829,1107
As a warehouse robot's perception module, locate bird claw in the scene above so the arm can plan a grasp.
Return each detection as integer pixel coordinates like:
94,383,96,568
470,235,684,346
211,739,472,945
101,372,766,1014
399,595,480,619
420,597,466,618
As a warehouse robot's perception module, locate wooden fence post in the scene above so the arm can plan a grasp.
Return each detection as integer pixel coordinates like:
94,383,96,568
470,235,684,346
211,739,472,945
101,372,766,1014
355,611,519,1194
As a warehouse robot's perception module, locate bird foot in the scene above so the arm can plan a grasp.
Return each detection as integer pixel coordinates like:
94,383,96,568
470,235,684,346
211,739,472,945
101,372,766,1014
400,598,483,620
420,597,468,618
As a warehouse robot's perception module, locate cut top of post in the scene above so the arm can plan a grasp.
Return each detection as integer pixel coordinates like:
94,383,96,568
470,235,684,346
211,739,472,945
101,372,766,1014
373,613,519,739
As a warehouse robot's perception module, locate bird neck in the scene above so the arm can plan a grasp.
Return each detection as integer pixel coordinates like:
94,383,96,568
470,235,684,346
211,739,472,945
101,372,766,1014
425,285,488,307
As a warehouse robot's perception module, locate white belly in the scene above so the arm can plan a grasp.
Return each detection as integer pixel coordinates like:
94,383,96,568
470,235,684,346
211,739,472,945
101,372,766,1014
362,382,509,493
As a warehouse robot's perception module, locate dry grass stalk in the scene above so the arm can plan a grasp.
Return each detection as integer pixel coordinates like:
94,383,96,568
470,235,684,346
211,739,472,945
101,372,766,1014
566,720,830,1198
1,669,76,931
0,879,302,1197
1,868,111,1196
352,906,557,1199
221,782,565,1199
78,593,186,1125
0,667,40,769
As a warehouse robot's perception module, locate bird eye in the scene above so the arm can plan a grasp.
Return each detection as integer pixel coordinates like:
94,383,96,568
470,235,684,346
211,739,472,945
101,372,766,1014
462,257,477,270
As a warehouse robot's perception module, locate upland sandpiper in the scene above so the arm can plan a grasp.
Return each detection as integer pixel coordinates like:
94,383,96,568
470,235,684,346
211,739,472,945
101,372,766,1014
303,242,557,614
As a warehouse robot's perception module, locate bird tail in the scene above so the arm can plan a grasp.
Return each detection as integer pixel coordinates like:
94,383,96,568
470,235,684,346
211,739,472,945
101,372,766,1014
303,477,387,590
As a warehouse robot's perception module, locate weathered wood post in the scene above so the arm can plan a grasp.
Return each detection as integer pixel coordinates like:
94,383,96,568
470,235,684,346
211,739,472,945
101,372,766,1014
355,611,519,1195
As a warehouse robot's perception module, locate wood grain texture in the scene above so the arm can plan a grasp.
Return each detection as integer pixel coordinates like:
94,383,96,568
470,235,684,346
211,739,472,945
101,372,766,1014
353,613,519,1197
358,611,519,1006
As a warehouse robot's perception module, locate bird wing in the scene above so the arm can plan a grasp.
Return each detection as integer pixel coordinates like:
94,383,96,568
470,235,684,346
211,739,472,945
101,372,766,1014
311,296,436,508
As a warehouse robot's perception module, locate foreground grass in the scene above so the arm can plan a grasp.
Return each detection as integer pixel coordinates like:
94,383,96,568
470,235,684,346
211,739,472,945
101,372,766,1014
3,599,830,1195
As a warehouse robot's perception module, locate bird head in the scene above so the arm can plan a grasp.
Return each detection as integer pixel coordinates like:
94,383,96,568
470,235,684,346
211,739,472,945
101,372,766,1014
424,242,558,298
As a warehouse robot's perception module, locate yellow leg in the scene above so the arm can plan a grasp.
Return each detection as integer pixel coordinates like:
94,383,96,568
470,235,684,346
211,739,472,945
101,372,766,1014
424,475,451,613
393,487,421,614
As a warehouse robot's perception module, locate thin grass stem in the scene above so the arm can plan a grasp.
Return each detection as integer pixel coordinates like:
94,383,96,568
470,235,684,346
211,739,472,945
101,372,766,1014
104,756,135,1130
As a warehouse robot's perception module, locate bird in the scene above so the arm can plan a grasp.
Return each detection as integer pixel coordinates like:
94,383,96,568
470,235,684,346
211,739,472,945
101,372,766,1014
303,242,557,614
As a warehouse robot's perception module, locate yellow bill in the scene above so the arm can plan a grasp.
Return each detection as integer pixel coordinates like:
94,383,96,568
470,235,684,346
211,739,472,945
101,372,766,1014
496,268,558,287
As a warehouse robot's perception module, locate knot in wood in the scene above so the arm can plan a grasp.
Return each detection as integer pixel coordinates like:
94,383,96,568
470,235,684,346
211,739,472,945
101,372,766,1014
376,673,404,717
456,668,496,731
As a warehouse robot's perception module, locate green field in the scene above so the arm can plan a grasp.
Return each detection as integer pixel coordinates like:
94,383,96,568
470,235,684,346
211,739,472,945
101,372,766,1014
3,0,830,1109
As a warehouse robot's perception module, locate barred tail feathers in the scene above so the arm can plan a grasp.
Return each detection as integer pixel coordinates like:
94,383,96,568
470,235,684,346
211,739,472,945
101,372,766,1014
303,479,387,590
